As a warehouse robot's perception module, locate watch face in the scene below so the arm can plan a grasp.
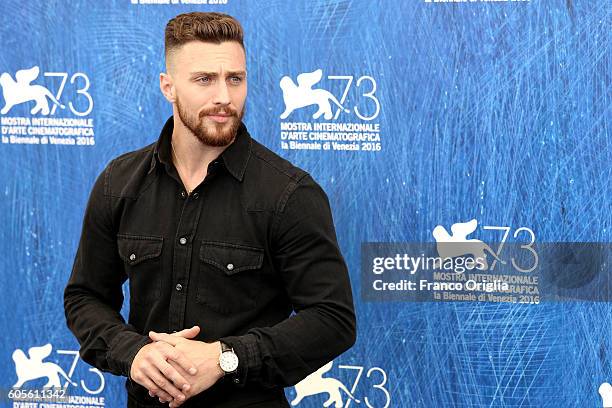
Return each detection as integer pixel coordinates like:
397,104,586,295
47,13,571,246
219,351,239,372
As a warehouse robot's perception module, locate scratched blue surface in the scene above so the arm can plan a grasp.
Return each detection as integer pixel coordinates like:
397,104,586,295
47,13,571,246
0,1,610,407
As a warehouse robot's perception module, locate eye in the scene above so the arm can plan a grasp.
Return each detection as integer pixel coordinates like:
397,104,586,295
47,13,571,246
198,76,211,84
229,76,243,85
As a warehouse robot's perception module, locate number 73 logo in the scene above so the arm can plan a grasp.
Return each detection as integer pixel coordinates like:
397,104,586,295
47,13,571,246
0,66,93,116
290,360,390,408
12,344,104,394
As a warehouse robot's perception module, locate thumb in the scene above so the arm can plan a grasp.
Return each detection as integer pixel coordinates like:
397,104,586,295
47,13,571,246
172,325,200,339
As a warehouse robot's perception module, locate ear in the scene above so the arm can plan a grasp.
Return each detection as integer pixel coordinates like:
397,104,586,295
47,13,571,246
159,72,176,103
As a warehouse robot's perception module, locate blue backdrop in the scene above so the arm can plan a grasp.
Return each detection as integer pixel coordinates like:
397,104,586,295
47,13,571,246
1,0,610,407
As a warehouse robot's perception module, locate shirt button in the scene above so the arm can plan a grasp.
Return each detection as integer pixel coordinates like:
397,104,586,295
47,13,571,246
180,191,187,199
179,237,187,245
129,253,136,261
175,284,183,291
193,192,199,200
226,263,234,271
234,378,239,384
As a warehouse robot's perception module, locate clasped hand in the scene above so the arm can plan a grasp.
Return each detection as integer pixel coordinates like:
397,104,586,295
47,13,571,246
129,326,225,407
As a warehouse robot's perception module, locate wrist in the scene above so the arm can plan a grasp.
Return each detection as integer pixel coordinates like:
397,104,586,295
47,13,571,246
214,341,225,379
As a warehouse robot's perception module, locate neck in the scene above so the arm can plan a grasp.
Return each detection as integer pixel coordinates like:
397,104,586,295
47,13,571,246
171,116,228,178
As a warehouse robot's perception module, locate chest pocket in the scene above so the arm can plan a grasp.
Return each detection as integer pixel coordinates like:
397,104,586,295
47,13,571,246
117,234,163,305
196,241,264,315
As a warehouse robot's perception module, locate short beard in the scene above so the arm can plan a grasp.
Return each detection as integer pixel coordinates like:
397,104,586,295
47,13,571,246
175,96,244,147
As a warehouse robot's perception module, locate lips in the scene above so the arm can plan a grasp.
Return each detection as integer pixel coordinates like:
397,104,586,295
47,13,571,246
207,114,231,123
202,109,236,124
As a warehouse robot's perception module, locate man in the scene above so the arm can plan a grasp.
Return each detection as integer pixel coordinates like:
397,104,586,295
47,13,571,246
63,11,356,408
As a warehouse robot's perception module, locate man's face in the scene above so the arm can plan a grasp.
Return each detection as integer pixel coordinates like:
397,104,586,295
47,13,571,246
164,40,247,147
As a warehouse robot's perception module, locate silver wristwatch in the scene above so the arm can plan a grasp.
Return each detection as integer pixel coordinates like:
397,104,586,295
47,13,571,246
218,341,239,375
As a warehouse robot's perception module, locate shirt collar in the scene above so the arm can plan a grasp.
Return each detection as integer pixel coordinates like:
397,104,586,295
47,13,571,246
149,115,252,182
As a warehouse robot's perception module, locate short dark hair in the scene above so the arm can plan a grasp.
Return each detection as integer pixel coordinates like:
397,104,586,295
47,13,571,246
164,12,244,58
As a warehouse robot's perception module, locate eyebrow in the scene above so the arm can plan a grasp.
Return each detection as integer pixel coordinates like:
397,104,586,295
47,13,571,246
190,70,247,78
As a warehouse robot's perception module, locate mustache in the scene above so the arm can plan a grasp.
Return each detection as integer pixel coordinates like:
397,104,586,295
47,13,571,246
200,107,238,117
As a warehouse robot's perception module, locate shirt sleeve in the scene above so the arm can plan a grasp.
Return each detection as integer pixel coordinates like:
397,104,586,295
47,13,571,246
220,173,357,388
63,162,151,377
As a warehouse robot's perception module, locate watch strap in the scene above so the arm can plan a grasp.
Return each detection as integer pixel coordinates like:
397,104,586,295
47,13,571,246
220,341,233,353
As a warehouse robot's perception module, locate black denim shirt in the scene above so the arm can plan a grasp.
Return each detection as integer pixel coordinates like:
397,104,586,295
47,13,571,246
63,116,356,407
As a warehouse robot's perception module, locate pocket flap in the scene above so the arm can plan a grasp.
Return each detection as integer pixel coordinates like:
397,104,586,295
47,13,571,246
117,234,163,266
199,241,264,275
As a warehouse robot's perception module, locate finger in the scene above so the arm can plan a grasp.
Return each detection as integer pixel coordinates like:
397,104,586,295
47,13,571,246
158,342,198,376
149,389,172,404
169,397,187,408
162,396,177,405
150,331,180,346
158,359,192,393
141,356,187,402
172,326,200,339
167,362,192,408
147,367,186,402
168,359,192,381
131,363,172,401
140,377,173,403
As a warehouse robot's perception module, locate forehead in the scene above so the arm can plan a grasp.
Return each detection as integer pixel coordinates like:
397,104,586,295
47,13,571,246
170,41,246,73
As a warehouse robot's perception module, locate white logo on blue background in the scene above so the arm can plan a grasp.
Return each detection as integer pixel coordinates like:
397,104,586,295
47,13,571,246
280,69,349,120
433,219,506,271
600,382,612,407
1,66,65,115
12,343,75,388
291,360,360,407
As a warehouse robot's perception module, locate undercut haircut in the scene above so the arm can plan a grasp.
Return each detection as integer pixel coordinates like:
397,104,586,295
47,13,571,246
164,12,245,69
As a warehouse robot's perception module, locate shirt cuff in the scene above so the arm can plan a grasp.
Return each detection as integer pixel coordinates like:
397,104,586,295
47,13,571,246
106,330,152,377
219,333,261,387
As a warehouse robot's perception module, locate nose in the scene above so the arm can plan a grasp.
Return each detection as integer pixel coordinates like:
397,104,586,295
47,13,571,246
212,81,230,106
